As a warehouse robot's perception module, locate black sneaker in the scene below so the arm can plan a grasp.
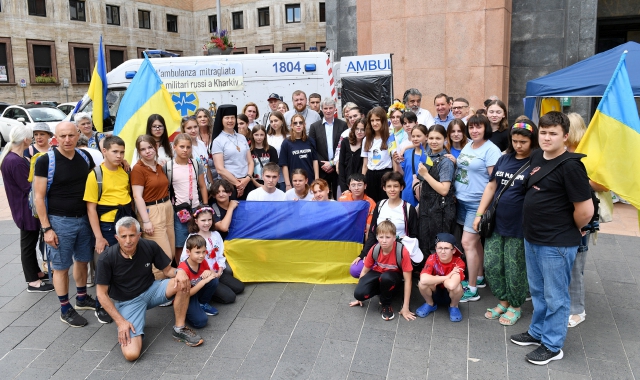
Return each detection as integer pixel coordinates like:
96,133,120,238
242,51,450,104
381,305,395,321
60,308,88,327
27,281,54,293
510,331,541,346
95,308,113,324
172,326,204,347
526,344,564,365
76,294,97,311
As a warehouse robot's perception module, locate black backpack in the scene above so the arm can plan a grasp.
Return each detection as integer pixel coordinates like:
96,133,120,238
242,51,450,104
372,240,405,268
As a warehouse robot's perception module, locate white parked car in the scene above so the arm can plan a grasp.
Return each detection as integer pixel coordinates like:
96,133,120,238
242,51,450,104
57,102,78,115
0,105,66,145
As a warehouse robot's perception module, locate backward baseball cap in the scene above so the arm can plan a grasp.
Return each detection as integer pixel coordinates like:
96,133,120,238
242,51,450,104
32,123,53,136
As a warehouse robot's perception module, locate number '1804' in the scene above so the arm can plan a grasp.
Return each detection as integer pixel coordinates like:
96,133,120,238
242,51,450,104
273,61,301,73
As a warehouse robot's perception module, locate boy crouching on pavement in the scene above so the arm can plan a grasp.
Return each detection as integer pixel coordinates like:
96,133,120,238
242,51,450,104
349,220,415,321
416,233,465,322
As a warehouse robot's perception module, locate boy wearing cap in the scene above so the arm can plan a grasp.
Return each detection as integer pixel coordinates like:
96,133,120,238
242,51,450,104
25,123,53,159
262,93,282,129
416,232,465,322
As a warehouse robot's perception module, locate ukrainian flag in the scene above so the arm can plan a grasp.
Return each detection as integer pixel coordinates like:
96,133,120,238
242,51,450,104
224,201,369,284
576,50,640,217
87,36,109,132
113,54,181,163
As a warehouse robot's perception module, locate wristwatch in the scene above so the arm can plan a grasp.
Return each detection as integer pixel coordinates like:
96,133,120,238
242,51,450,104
41,226,53,234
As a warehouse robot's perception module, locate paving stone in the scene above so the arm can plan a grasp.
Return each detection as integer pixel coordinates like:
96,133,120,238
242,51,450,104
349,328,395,375
602,280,640,310
468,318,508,363
579,321,627,363
506,343,549,380
548,328,589,375
588,358,634,380
272,320,329,379
200,356,243,378
548,369,591,379
279,282,315,301
347,371,386,380
594,259,636,284
393,313,433,351
611,305,640,342
0,348,44,379
158,374,197,379
81,323,119,352
236,331,290,379
125,353,178,379
360,298,399,332
17,312,69,349
260,299,306,336
50,349,109,380
0,325,37,357
1,290,48,313
430,303,468,340
0,310,22,331
309,339,357,380
86,369,126,380
621,339,640,378
96,346,136,372
387,347,428,380
427,335,467,379
238,283,286,320
213,317,265,359
14,366,58,379
468,358,507,379
583,269,605,294
0,275,31,297
299,290,341,323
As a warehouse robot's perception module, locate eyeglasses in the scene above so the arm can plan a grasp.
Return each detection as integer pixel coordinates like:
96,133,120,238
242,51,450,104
292,121,304,126
151,125,165,130
452,106,469,110
436,247,453,252
349,183,365,189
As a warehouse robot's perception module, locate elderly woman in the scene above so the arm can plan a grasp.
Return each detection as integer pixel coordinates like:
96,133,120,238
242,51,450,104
24,123,53,160
74,112,104,150
0,126,52,292
211,105,255,200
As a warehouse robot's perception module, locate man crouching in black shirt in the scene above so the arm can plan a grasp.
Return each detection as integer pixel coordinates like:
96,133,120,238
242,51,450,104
96,217,203,361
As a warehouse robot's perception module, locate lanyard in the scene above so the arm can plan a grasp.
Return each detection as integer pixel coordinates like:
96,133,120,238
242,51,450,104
188,159,193,202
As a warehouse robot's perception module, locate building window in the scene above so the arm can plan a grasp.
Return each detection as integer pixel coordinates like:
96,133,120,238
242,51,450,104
28,0,46,17
27,40,57,83
208,15,217,33
0,38,15,83
167,14,178,33
316,42,326,51
286,4,301,23
69,43,94,83
258,7,269,27
105,45,127,71
137,47,147,58
282,43,305,52
106,5,120,25
69,1,85,21
138,10,151,29
256,45,274,54
232,11,243,30
232,47,247,55
319,3,325,22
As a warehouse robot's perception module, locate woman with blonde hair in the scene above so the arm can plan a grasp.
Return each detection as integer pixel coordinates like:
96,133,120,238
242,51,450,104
279,114,319,189
242,102,260,128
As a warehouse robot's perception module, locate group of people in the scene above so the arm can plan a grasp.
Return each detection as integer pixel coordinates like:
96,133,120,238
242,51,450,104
0,87,598,366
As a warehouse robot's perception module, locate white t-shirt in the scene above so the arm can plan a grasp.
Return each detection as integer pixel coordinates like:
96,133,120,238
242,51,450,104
267,134,286,156
85,148,104,166
361,137,392,170
377,200,407,238
246,187,286,201
179,231,226,270
284,188,314,201
416,108,436,127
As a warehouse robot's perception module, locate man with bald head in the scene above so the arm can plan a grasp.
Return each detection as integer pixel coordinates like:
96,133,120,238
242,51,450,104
34,122,99,327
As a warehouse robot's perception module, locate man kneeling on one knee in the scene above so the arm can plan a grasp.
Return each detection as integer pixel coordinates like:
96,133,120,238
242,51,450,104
416,233,465,322
96,217,204,361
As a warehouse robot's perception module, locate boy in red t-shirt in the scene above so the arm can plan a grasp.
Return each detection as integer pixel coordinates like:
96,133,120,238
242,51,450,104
349,221,416,321
177,235,220,328
416,232,465,322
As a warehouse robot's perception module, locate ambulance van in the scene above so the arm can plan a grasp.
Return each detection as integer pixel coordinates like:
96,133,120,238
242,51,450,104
73,51,337,131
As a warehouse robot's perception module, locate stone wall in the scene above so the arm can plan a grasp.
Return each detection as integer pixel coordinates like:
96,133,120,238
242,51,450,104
355,0,512,116
508,0,598,122
326,0,358,61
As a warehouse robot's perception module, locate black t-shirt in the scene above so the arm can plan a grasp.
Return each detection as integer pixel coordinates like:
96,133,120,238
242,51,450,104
522,150,591,246
213,202,229,240
34,148,95,217
489,153,530,238
490,129,509,152
96,239,171,301
251,146,279,181
278,138,318,184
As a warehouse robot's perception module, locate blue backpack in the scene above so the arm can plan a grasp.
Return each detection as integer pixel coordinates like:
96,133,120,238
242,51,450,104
28,148,90,218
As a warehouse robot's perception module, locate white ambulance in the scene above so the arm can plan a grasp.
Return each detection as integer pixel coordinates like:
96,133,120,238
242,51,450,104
73,51,337,131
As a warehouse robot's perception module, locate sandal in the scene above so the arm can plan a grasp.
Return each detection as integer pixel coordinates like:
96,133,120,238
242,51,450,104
499,307,521,326
568,312,586,328
485,304,508,320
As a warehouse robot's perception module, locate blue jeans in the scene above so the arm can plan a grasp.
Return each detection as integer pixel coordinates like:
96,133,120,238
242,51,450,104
186,277,219,329
524,239,578,352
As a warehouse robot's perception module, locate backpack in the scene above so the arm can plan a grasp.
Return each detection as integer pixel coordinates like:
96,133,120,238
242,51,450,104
91,164,132,202
163,159,201,204
211,203,222,219
28,149,90,218
377,199,410,236
372,240,405,269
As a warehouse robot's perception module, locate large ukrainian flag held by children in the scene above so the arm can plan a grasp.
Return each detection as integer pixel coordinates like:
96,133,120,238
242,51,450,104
113,54,181,163
576,50,640,221
224,201,369,284
87,36,109,132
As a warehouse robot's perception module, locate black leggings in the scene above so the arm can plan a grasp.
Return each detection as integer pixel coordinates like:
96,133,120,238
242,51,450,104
212,266,245,304
21,229,41,283
353,270,402,306
365,168,392,203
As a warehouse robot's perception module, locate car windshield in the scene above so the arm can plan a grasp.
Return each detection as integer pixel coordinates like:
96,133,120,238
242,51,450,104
28,108,67,122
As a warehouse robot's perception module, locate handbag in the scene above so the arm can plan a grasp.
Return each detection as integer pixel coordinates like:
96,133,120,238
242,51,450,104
478,160,531,238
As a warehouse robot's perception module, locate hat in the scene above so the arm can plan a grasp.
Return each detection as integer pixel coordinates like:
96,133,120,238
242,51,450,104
211,104,238,141
268,93,282,101
32,123,53,136
435,233,457,247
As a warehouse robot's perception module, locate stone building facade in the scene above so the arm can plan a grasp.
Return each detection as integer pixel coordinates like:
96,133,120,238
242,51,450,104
0,0,327,105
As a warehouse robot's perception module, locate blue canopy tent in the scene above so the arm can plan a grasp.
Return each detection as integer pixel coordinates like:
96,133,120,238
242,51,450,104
524,41,640,120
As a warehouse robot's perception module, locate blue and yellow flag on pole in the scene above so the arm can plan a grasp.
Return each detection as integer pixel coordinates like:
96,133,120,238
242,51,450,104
113,54,181,163
576,50,640,222
87,36,109,132
224,201,369,284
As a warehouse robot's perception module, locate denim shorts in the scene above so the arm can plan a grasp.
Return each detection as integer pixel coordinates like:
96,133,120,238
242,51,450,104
174,213,189,248
114,279,171,338
456,199,481,234
48,215,93,270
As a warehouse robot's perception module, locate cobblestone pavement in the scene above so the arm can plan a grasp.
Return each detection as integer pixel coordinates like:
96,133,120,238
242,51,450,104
0,218,638,379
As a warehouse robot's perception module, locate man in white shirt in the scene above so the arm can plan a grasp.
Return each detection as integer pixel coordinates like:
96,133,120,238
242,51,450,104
403,88,435,127
246,163,286,201
284,90,322,134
